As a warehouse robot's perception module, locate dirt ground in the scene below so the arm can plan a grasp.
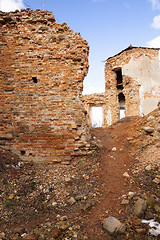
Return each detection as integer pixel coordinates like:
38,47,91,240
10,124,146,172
80,118,139,239
0,109,160,239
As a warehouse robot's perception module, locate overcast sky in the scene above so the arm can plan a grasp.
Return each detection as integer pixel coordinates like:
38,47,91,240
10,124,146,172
0,0,160,94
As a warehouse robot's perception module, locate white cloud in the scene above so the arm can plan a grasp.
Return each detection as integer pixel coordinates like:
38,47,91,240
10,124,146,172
149,0,160,9
0,0,24,12
151,15,160,28
147,35,160,48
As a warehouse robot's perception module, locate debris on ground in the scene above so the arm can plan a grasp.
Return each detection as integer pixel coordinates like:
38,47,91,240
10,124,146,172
0,108,160,239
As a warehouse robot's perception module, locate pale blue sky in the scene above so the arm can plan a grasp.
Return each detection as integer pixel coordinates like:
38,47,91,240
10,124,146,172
1,0,160,94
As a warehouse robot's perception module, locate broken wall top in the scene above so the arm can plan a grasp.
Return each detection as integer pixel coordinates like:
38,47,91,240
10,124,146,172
106,45,160,62
0,9,89,76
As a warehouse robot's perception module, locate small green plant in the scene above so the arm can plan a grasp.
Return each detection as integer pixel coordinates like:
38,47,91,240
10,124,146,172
5,200,12,208
2,178,8,185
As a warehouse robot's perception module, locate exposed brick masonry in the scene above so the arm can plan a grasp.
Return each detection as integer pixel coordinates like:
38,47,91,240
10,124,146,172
0,9,91,163
84,46,160,127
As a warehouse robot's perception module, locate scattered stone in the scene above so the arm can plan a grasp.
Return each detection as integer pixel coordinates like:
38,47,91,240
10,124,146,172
82,202,92,211
143,126,154,133
75,195,85,201
22,234,38,240
65,177,72,183
135,228,147,235
121,199,129,205
60,215,68,221
112,147,117,151
68,197,76,205
153,178,160,184
83,174,89,180
134,198,147,217
8,194,14,199
145,164,152,171
154,204,160,212
51,201,58,206
103,216,126,234
128,192,135,198
59,221,70,231
72,232,78,239
14,227,26,235
0,233,5,239
123,172,130,178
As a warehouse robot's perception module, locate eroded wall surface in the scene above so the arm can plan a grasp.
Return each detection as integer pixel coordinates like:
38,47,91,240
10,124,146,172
0,9,90,163
83,93,105,126
104,47,160,126
83,47,160,127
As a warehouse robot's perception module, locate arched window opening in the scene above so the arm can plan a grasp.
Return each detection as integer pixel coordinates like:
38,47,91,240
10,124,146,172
118,92,125,119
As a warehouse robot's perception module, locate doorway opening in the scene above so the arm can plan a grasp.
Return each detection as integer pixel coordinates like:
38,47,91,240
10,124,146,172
91,106,103,128
115,68,123,90
118,92,125,119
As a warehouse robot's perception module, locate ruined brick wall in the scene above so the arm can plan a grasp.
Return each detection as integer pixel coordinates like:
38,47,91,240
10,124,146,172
83,93,105,127
83,47,160,128
104,47,160,126
0,9,91,163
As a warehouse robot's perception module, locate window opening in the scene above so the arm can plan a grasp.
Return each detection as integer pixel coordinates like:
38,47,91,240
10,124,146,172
118,92,125,119
91,106,103,128
20,150,26,156
32,77,38,83
115,68,123,90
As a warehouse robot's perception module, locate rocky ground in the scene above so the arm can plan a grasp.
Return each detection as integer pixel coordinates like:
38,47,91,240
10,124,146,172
0,108,160,239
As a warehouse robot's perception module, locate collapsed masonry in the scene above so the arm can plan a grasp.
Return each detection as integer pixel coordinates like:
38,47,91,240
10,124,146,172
84,46,160,127
0,9,91,163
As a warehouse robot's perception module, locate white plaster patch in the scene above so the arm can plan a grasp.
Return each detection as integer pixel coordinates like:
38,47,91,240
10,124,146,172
139,85,144,116
142,219,160,236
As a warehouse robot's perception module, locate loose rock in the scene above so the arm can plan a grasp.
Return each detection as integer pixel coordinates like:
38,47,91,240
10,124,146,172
103,216,126,234
123,172,130,178
68,197,76,205
153,178,160,184
143,126,154,133
134,198,147,217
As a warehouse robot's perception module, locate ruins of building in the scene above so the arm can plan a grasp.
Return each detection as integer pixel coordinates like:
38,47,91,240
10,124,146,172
84,46,160,127
83,93,105,127
0,9,91,163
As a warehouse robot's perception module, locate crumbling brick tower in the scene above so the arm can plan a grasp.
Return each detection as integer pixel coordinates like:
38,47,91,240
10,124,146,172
0,9,90,163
